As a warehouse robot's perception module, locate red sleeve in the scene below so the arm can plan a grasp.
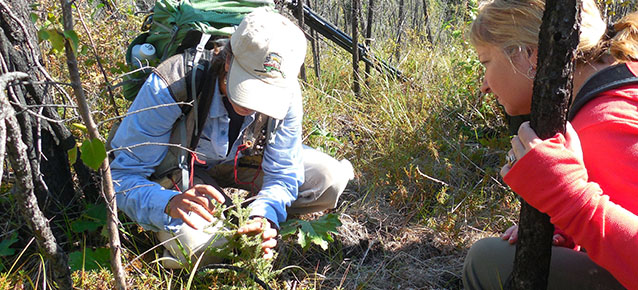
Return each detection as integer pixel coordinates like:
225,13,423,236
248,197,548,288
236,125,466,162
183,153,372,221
503,134,638,290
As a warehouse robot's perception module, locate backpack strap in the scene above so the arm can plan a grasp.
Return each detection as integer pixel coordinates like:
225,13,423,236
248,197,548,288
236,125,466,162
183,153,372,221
150,47,217,186
568,62,638,121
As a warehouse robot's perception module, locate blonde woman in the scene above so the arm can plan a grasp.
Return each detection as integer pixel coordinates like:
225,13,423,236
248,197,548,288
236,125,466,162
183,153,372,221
464,0,638,289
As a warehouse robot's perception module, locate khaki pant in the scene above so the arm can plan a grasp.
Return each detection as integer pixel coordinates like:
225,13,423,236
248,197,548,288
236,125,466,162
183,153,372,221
462,237,625,290
157,146,354,268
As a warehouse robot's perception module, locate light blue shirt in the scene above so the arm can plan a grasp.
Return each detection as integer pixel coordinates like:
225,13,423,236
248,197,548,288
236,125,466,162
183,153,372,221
110,73,304,232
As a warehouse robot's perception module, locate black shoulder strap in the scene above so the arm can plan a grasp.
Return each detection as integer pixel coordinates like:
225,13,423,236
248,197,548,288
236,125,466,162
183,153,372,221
568,62,638,121
183,48,217,150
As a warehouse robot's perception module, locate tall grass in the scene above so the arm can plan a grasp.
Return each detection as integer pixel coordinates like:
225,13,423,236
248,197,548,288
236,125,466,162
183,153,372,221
302,23,517,239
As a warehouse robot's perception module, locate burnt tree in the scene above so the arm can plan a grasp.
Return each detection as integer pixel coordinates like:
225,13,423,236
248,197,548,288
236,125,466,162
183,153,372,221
507,0,580,289
0,0,103,286
0,0,100,215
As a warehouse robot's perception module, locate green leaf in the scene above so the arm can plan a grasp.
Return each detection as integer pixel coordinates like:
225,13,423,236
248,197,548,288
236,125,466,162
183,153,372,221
296,230,309,249
281,214,341,251
67,144,77,166
279,220,299,237
63,30,79,53
79,138,106,170
0,233,18,256
29,13,38,23
37,29,50,42
69,248,110,272
70,203,107,233
71,122,88,132
48,29,65,53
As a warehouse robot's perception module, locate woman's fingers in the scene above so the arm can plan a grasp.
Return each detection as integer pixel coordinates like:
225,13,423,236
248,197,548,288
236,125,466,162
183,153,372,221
263,247,274,260
184,185,225,212
517,121,543,152
192,184,226,205
263,227,277,240
237,218,264,235
176,207,200,230
184,198,215,223
262,237,277,250
501,225,519,244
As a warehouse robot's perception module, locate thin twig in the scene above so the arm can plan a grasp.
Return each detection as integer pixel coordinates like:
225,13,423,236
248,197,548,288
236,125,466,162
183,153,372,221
415,166,449,187
75,3,120,116
97,101,193,127
0,0,77,111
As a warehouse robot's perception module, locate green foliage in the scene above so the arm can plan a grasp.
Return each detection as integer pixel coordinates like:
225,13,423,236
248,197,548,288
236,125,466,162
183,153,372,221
71,203,107,233
0,233,18,257
193,193,279,289
69,248,111,272
63,29,80,53
78,138,107,171
307,124,344,156
280,214,341,251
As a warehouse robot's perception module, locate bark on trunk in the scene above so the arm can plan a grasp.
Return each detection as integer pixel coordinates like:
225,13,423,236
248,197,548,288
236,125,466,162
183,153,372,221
352,0,360,97
0,0,100,215
1,72,73,290
507,0,580,289
364,0,374,82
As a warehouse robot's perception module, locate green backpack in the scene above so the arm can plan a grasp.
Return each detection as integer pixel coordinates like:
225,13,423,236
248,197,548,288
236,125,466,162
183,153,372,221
121,0,275,100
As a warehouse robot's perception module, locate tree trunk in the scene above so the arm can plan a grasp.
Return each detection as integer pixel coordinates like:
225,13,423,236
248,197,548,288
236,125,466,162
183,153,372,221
1,72,74,290
352,0,360,97
422,0,432,44
59,0,127,288
364,0,374,83
307,0,321,80
507,0,580,289
394,0,405,62
0,0,90,217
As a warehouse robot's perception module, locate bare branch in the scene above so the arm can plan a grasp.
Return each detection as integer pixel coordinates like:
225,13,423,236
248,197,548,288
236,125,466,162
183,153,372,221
0,71,73,290
108,141,204,157
75,3,120,116
0,0,78,111
98,101,193,127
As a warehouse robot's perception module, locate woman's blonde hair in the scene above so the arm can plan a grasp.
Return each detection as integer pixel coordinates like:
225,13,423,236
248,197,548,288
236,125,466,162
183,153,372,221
470,0,638,63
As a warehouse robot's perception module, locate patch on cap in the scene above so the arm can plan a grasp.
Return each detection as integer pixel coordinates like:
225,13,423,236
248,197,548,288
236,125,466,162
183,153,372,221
255,52,285,78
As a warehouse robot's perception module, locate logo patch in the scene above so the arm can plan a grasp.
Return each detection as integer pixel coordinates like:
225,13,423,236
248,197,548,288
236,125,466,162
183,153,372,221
255,52,285,78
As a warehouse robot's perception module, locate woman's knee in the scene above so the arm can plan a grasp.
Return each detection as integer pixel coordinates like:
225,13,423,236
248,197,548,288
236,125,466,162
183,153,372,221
463,237,515,290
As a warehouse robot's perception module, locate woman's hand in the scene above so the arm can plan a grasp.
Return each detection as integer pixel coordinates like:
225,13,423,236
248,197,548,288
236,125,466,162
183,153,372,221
166,184,226,230
501,121,582,177
501,225,574,247
237,217,278,259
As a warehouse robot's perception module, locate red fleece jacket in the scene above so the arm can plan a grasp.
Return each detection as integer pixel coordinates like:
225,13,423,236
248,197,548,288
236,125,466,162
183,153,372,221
504,62,638,289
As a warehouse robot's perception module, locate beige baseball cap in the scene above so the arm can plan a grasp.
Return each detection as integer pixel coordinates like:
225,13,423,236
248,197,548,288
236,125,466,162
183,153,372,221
227,8,307,120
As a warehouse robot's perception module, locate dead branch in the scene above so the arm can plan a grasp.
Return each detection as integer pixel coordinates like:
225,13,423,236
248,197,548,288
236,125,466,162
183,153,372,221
0,71,73,290
0,0,78,112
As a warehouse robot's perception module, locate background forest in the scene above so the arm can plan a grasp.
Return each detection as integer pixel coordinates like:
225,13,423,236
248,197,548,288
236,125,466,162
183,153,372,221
0,0,636,289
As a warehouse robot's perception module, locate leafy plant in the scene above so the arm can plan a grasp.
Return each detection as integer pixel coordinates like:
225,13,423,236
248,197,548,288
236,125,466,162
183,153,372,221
279,213,341,251
0,233,18,257
0,233,19,272
70,203,107,233
69,247,110,272
67,123,107,171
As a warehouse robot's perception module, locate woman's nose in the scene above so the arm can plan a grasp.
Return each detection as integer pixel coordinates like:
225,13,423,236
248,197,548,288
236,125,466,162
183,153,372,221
480,77,491,94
